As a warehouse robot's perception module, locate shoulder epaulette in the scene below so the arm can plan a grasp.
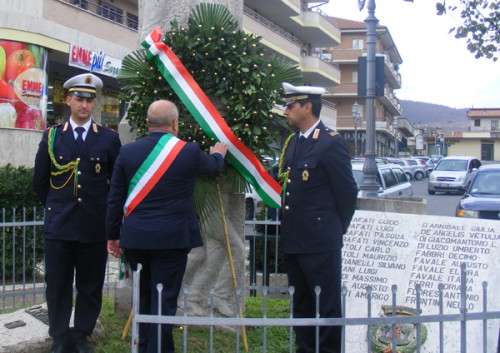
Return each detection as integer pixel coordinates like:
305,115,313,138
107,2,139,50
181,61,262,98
329,131,339,137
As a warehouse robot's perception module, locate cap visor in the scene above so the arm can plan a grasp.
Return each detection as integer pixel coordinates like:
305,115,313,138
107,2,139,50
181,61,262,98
72,91,96,99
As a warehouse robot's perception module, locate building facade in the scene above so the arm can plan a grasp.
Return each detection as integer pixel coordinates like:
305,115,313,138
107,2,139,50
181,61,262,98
447,108,500,161
324,17,404,157
243,0,342,129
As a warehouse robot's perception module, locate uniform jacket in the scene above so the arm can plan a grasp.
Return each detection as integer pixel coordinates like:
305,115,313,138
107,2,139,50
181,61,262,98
280,121,357,254
33,120,121,243
105,131,224,250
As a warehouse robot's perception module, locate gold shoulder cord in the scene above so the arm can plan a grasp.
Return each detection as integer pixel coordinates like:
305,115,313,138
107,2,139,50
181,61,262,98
47,127,80,194
277,132,296,207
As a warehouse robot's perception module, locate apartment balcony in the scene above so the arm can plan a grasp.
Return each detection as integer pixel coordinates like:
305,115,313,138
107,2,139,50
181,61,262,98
330,48,365,63
289,7,341,47
396,118,414,137
328,82,358,97
379,85,402,115
382,54,402,89
301,54,341,86
45,0,138,51
320,99,337,129
244,0,300,25
243,7,301,62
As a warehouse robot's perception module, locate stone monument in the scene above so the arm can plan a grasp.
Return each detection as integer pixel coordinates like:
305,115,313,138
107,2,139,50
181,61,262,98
343,210,499,352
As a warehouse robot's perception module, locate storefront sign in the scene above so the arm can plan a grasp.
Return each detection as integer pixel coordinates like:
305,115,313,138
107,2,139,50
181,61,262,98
69,44,122,78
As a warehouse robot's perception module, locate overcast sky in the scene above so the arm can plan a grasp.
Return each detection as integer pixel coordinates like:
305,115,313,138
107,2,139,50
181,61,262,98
321,0,499,109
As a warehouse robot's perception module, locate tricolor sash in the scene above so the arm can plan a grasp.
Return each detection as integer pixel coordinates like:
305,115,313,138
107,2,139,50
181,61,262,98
124,133,186,217
141,26,282,208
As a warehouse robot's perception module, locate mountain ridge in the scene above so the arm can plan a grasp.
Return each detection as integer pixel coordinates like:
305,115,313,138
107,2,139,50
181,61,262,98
400,100,469,133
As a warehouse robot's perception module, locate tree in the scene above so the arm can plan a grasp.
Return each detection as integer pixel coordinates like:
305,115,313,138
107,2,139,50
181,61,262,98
437,0,500,61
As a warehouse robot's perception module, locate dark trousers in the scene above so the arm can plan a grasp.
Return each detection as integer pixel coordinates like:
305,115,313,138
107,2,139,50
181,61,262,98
284,250,342,353
44,239,107,345
126,248,190,353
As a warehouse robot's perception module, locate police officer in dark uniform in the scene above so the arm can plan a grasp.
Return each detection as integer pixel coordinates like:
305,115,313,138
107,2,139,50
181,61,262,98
277,82,358,353
33,73,121,353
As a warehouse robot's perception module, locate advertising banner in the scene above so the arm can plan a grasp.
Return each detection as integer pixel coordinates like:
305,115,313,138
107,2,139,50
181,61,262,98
0,40,48,130
68,44,122,78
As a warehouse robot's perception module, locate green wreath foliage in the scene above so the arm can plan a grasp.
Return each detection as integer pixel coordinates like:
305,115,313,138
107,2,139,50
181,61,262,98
118,3,303,161
117,3,302,231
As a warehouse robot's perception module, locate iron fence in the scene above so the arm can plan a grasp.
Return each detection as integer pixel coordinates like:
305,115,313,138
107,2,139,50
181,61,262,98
0,207,116,310
131,263,500,353
2,206,500,352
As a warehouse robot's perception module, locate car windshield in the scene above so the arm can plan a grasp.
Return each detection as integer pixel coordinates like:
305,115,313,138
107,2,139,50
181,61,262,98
469,171,500,195
435,159,468,171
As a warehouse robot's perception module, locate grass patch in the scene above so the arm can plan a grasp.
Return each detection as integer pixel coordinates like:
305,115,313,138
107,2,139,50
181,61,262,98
90,296,295,352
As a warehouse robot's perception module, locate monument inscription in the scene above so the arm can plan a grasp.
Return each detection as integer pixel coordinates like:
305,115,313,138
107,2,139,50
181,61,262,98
342,210,499,352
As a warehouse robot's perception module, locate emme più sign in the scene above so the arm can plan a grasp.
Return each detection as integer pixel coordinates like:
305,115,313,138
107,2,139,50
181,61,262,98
69,44,122,78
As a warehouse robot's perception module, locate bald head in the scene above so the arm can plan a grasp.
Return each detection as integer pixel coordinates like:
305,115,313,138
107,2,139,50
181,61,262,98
147,100,179,129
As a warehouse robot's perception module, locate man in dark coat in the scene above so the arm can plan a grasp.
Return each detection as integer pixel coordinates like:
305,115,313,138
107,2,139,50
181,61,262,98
33,73,121,353
278,82,358,353
106,99,227,353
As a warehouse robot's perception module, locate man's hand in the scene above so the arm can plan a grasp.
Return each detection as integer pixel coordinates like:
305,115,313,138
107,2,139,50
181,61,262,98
107,240,122,258
210,142,228,157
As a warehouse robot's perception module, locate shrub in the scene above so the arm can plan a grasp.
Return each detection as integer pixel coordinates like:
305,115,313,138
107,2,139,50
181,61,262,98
0,164,44,281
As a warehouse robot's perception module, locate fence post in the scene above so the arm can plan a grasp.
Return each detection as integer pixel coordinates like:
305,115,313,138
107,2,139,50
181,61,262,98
131,263,142,353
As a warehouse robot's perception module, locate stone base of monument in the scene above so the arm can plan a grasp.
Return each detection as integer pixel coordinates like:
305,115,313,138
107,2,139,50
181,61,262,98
357,196,427,215
0,303,104,353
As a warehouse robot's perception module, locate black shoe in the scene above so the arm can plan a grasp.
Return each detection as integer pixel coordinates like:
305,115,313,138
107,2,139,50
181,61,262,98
74,339,94,353
50,342,73,353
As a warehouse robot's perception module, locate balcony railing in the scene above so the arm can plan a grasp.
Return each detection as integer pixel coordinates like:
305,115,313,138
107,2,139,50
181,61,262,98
244,6,301,45
58,0,138,31
312,53,340,70
308,6,341,31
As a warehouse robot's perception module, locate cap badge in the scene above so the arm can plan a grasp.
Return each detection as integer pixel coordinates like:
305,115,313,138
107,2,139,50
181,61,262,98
85,75,93,84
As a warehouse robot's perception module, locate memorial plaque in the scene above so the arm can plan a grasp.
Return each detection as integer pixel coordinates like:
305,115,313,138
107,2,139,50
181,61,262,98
343,210,499,352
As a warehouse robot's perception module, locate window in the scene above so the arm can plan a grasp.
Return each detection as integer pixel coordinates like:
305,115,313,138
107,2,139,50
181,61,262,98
100,2,123,24
352,39,363,49
73,0,88,10
352,71,358,83
393,168,408,183
491,120,499,131
474,119,481,127
127,12,138,30
380,169,397,188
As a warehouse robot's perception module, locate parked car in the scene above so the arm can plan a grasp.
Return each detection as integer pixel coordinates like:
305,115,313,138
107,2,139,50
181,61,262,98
403,158,427,180
456,164,500,219
428,156,481,195
351,161,413,197
411,156,436,176
383,157,414,181
431,155,444,163
245,184,263,220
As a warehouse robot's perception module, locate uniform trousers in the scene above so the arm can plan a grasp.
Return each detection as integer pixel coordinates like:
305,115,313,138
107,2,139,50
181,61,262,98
126,248,190,353
284,250,342,353
44,239,107,345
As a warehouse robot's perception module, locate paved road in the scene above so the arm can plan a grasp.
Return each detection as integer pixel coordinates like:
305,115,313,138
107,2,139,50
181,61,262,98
410,178,463,217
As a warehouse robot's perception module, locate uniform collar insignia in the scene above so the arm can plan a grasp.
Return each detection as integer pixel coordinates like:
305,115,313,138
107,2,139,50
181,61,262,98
62,122,68,132
92,123,98,133
312,128,320,139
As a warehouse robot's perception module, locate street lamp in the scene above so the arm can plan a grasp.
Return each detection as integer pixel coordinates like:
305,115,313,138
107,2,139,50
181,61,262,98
358,0,380,197
352,101,361,158
393,116,398,158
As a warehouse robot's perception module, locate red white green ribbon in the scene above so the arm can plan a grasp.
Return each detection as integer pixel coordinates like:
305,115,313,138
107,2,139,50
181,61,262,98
141,26,282,208
124,133,186,217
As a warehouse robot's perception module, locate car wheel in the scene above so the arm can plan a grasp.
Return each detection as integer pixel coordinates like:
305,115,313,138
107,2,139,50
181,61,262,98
415,171,424,180
428,189,435,195
245,198,255,220
405,172,412,180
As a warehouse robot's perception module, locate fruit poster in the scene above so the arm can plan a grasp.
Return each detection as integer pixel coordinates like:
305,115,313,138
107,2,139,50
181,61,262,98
0,40,47,130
